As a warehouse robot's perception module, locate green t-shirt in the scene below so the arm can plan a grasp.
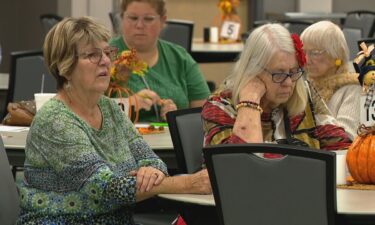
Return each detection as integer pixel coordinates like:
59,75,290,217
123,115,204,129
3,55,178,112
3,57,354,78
110,36,210,122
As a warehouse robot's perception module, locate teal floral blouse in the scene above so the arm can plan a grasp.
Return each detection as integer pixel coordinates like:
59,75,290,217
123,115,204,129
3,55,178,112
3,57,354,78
17,96,168,225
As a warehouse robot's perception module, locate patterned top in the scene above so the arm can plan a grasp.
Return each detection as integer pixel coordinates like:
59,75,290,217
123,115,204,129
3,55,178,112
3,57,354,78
202,89,351,151
110,37,211,122
309,72,361,140
17,96,168,225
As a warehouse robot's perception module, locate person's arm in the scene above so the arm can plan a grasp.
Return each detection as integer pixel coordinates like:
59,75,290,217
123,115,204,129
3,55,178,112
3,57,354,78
136,169,211,202
329,85,361,140
190,99,206,108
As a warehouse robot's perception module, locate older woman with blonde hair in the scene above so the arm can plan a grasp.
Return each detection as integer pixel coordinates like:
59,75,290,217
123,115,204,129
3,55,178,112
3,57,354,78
301,20,361,140
17,16,211,225
202,23,351,151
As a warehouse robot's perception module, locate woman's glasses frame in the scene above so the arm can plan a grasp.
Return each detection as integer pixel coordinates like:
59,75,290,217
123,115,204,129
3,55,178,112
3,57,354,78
262,67,305,83
304,49,326,59
78,46,119,64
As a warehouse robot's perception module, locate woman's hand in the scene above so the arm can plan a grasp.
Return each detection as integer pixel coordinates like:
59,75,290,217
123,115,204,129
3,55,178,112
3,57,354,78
239,77,267,103
159,99,177,121
129,166,166,193
131,89,161,111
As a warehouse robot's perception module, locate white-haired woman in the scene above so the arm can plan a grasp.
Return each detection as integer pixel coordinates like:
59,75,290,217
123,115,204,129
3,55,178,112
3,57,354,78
202,23,351,152
301,20,361,140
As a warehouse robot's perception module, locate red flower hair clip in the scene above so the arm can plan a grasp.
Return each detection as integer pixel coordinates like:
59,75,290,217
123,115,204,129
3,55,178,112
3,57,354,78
291,33,306,67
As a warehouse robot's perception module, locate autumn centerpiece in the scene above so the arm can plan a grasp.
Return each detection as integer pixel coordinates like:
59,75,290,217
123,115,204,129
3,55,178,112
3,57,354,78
346,42,375,184
346,125,375,184
216,0,242,42
106,48,148,122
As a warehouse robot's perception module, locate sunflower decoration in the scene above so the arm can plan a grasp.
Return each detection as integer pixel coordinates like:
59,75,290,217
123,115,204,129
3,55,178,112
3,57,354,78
106,48,148,122
218,0,240,19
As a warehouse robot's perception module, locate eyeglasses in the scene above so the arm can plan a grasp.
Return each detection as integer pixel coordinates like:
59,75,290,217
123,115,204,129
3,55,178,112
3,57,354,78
124,14,160,26
304,49,326,59
263,67,304,83
78,47,118,64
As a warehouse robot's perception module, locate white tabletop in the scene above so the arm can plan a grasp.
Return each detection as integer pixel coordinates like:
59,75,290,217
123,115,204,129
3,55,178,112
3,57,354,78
284,12,347,20
158,188,375,215
0,73,9,90
192,41,243,53
0,125,173,150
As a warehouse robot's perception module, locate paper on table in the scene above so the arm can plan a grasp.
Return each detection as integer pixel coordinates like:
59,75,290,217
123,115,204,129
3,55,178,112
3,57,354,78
0,125,29,132
135,123,168,129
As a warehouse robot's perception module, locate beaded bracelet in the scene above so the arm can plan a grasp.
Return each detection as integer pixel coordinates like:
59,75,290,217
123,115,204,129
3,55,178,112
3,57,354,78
235,101,263,113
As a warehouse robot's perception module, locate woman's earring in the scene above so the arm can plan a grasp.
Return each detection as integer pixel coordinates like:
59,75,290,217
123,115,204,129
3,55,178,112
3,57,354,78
335,59,342,67
65,80,72,92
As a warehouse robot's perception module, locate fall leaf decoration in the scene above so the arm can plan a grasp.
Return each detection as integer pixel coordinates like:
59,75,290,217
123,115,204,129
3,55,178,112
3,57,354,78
218,0,240,19
106,48,148,122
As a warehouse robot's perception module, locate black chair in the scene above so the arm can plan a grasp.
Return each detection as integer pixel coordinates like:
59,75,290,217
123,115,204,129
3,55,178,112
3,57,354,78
0,136,20,225
160,19,194,53
166,107,204,174
109,12,122,35
204,143,336,225
40,14,63,36
280,20,313,35
343,10,375,38
3,50,57,119
342,27,363,60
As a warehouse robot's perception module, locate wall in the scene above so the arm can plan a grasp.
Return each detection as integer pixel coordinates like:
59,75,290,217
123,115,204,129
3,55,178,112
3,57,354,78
333,0,375,12
0,0,57,73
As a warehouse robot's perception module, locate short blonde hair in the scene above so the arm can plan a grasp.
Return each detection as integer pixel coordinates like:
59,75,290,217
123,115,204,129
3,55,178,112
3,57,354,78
225,23,307,116
43,16,111,90
301,20,350,74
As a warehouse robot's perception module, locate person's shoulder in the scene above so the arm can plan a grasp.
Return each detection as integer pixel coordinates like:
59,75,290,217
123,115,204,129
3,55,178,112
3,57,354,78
109,35,125,49
158,39,189,55
31,99,72,129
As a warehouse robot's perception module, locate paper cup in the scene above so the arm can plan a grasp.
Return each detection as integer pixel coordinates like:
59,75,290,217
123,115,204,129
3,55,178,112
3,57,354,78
34,93,56,111
334,150,348,185
210,27,219,43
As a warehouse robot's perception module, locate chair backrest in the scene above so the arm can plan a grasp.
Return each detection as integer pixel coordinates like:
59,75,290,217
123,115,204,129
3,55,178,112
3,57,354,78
280,20,313,35
166,107,204,174
342,27,363,60
204,143,336,225
40,14,63,36
159,19,194,52
109,12,122,35
343,10,375,38
0,136,20,225
4,50,57,118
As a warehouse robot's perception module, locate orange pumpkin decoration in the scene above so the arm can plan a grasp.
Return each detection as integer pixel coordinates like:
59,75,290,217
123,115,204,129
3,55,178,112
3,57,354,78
346,125,375,184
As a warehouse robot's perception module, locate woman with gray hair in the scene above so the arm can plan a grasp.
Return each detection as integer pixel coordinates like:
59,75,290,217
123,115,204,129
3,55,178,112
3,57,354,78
17,16,211,225
301,20,361,140
202,23,351,151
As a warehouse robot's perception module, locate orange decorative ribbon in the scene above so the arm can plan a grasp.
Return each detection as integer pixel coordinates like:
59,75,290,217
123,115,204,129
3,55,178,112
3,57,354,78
106,48,148,123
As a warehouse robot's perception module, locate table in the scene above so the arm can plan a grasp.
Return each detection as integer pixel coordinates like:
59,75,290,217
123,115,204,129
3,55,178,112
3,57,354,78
191,40,243,63
0,126,177,171
283,12,347,24
158,188,375,224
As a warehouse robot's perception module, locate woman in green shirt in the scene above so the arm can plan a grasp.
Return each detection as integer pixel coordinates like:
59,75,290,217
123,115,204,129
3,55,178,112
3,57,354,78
110,0,211,122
